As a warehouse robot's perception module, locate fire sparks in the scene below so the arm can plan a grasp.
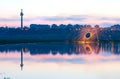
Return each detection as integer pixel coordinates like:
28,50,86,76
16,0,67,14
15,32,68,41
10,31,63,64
79,27,99,41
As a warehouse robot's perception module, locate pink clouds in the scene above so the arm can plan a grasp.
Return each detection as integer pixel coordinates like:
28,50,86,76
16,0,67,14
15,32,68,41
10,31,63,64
0,15,120,27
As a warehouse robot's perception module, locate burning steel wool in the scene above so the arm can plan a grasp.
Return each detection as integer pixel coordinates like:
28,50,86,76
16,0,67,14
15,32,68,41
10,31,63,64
79,27,100,41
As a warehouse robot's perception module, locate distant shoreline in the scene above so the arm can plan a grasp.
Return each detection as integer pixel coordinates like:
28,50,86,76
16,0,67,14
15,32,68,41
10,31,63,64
0,24,120,44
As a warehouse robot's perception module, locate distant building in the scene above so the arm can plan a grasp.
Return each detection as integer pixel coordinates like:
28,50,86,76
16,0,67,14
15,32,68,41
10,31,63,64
30,24,50,30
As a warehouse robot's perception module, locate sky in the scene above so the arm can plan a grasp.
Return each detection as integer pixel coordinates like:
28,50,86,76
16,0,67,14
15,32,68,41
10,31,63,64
0,0,120,27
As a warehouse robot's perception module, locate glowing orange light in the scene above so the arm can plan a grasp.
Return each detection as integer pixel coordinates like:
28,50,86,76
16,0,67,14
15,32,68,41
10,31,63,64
84,44,93,54
79,27,99,41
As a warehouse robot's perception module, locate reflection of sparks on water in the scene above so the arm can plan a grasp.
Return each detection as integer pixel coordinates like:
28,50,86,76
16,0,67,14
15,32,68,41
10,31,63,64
81,43,100,54
80,27,99,41
84,44,93,54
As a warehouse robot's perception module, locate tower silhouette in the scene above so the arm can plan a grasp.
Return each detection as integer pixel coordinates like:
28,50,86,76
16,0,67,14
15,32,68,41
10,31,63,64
20,9,24,29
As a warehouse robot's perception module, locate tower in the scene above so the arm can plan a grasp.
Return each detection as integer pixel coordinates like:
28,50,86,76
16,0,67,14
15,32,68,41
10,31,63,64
20,9,24,29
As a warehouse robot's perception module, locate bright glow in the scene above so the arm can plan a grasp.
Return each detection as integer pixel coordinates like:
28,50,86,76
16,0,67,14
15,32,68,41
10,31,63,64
80,27,99,41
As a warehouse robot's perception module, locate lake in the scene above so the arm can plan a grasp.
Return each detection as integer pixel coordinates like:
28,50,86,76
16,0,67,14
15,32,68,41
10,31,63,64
0,42,120,79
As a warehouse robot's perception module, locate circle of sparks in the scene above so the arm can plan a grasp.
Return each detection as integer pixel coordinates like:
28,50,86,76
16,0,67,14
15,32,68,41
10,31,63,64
79,27,99,41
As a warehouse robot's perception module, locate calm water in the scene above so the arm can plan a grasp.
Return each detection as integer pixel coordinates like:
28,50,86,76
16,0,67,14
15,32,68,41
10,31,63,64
0,42,120,79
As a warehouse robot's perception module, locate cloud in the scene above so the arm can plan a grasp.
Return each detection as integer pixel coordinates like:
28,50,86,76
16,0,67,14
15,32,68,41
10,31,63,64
0,17,19,21
0,16,37,22
0,15,120,27
100,17,120,21
100,22,115,27
0,15,88,22
98,17,120,26
1,15,120,22
40,15,87,21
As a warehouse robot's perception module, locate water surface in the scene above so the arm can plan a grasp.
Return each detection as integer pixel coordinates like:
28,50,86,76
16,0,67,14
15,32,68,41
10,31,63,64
0,42,120,79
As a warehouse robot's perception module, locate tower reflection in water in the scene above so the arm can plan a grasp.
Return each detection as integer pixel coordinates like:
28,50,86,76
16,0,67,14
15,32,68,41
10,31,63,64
20,49,23,70
0,42,120,70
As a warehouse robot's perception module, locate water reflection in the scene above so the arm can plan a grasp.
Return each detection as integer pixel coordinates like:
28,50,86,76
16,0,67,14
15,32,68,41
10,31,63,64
20,50,23,70
0,42,120,55
0,42,120,79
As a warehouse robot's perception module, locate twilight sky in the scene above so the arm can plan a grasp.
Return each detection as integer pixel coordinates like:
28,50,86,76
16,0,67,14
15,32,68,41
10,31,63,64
0,0,120,27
